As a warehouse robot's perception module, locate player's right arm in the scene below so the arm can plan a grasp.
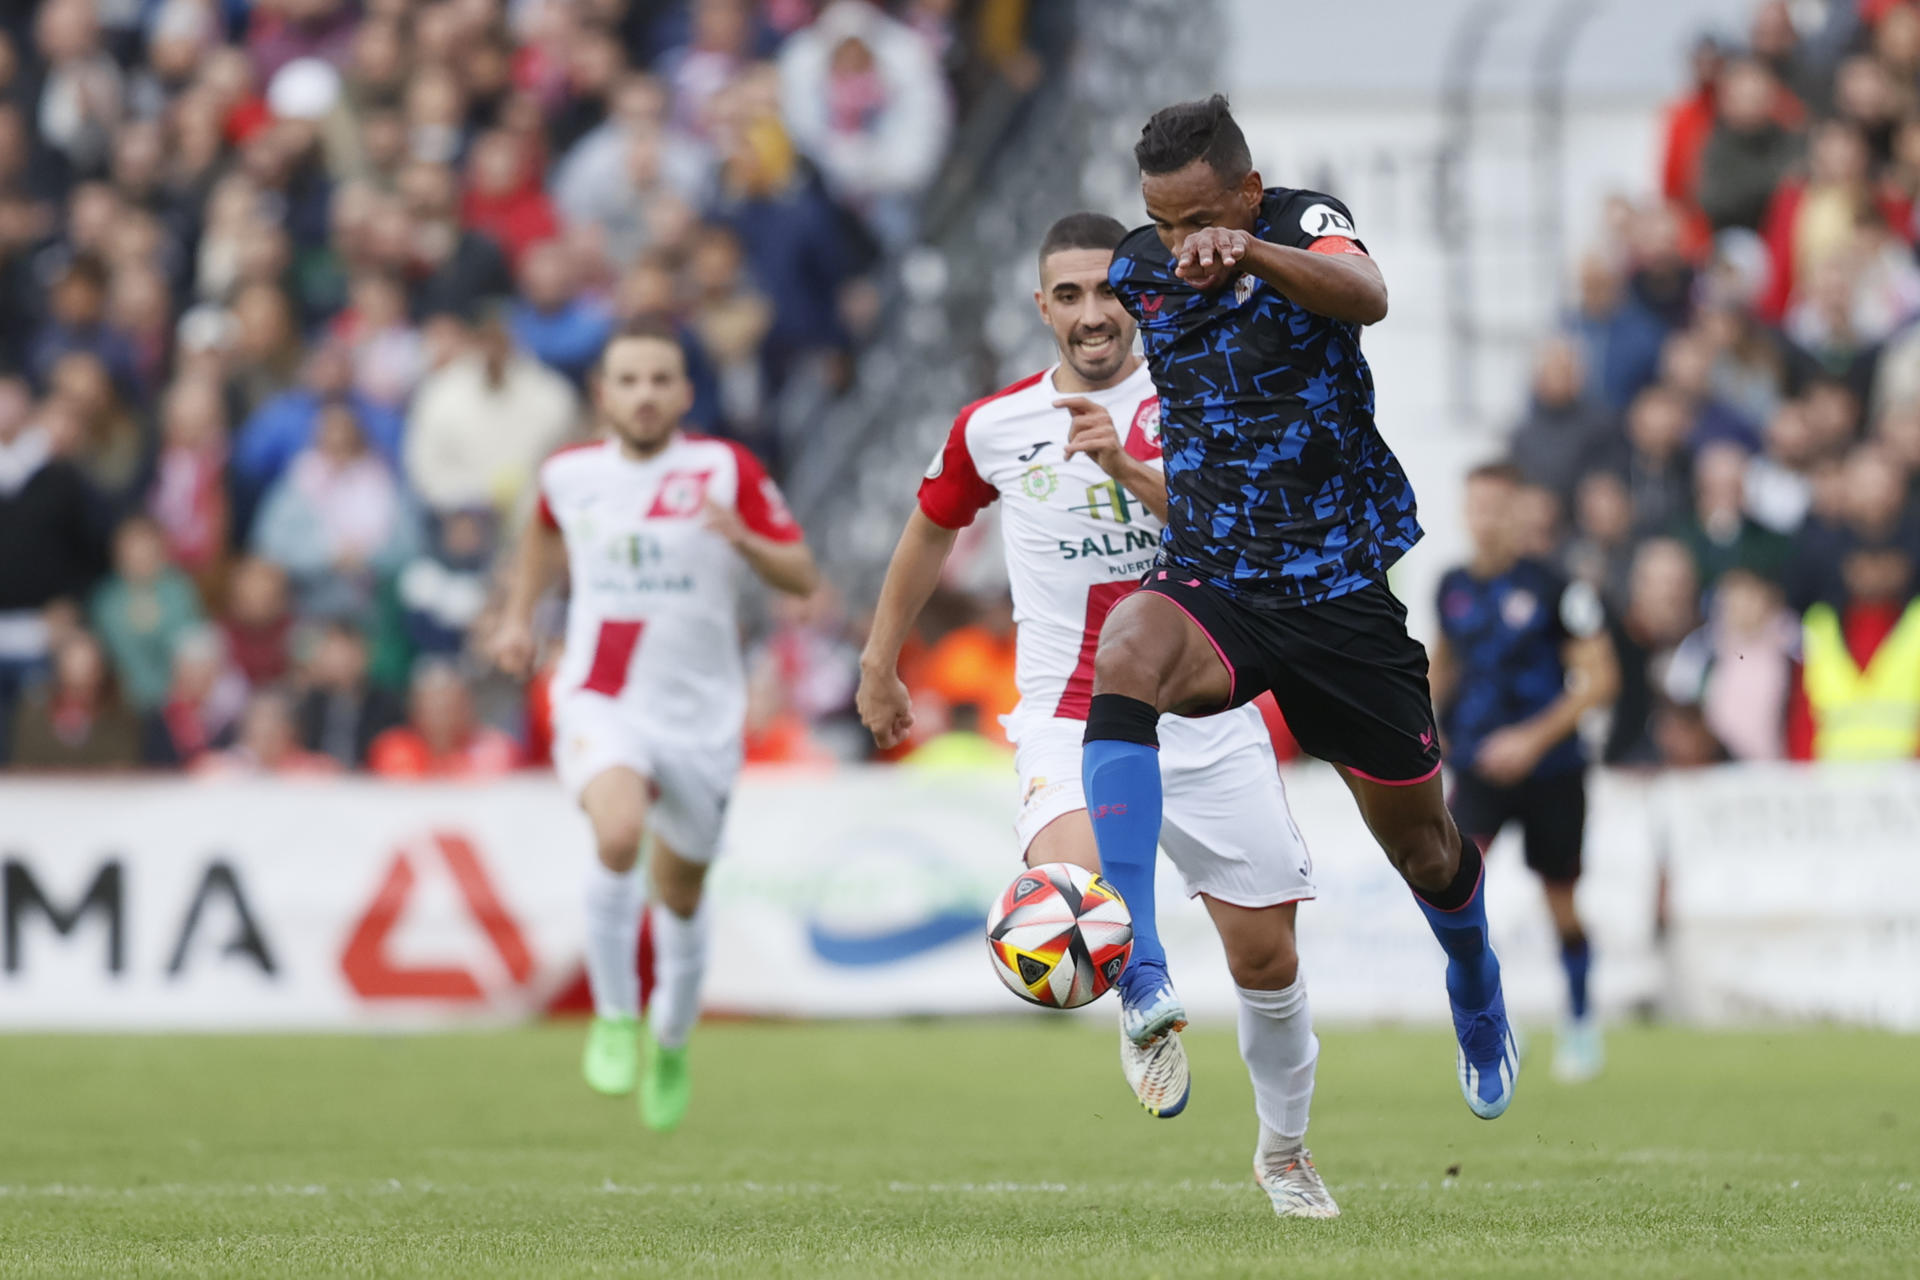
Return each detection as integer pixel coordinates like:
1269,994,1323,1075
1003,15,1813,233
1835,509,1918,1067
489,506,567,680
857,508,960,749
858,410,999,749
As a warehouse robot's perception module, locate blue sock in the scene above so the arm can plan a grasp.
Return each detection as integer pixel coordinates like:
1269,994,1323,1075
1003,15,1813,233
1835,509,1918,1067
1410,833,1500,1011
1082,695,1164,973
1561,933,1591,1020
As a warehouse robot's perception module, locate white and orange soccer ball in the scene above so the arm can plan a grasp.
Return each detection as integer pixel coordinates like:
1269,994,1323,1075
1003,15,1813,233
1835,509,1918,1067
984,862,1134,1009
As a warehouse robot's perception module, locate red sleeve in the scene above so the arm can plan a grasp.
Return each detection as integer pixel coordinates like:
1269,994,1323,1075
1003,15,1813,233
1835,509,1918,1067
727,442,804,544
1307,236,1367,257
916,410,997,530
536,487,558,529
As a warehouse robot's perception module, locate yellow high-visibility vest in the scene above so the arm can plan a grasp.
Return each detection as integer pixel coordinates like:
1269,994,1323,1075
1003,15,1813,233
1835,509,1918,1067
1801,601,1920,760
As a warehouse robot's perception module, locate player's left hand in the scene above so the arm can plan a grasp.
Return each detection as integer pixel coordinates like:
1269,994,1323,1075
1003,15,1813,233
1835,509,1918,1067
1176,226,1252,291
702,499,749,548
1473,725,1546,786
1056,397,1125,475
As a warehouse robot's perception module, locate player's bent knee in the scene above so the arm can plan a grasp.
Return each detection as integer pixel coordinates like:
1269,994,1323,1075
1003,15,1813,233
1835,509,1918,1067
1384,816,1459,892
651,844,708,917
1025,811,1100,875
1223,927,1300,992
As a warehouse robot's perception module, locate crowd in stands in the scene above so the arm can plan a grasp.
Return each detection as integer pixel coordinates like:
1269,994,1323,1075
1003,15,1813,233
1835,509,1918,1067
1507,0,1920,765
0,0,1055,774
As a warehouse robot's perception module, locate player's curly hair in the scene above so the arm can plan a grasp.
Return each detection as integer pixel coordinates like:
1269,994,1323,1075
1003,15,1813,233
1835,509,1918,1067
1134,94,1252,182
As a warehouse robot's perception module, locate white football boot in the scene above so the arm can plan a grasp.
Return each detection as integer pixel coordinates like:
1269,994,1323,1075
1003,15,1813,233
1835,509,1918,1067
1253,1142,1340,1219
1118,1013,1190,1118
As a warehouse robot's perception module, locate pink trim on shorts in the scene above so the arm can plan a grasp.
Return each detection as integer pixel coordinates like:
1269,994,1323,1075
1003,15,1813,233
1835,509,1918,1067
1142,587,1235,709
1343,758,1443,788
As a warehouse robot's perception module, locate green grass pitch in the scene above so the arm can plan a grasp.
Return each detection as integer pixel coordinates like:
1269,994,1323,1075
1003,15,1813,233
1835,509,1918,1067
3,1023,1916,1278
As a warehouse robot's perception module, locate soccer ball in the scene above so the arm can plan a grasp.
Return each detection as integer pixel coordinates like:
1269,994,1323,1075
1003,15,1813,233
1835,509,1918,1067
984,862,1133,1009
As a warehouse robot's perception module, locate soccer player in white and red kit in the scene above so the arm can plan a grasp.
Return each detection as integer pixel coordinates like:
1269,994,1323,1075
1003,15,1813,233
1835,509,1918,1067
492,321,819,1131
857,215,1337,1218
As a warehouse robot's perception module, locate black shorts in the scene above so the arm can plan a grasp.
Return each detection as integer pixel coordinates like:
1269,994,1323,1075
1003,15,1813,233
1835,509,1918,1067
1450,768,1587,883
1142,572,1442,785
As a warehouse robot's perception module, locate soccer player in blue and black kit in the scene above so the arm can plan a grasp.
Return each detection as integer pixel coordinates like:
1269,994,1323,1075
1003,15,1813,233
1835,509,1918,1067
1431,464,1619,1083
1080,95,1524,1119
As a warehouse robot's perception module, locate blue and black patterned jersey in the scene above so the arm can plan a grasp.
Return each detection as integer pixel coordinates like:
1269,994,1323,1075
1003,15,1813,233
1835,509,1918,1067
1108,188,1421,610
1437,559,1604,779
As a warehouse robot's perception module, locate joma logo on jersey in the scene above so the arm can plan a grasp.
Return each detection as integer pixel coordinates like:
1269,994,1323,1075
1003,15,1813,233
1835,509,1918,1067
647,470,713,518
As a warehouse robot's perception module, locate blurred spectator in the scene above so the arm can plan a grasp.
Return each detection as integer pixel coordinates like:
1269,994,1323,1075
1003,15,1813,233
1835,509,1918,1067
1565,250,1670,414
147,375,230,594
331,271,426,409
1759,121,1903,324
1510,483,1564,561
47,348,148,518
1659,328,1762,451
1509,337,1616,502
248,0,358,81
1674,441,1792,587
1660,34,1733,248
222,556,294,688
1612,385,1696,539
1605,538,1702,765
1746,401,1818,534
32,254,139,395
1699,300,1788,433
397,159,515,320
742,656,832,765
552,72,711,244
778,0,951,249
663,0,759,139
366,660,518,777
28,0,125,184
687,222,776,447
90,514,203,714
9,629,141,769
195,686,342,777
1787,542,1920,759
232,343,405,524
252,400,419,622
1698,58,1802,235
0,369,104,749
916,592,1017,747
295,619,403,768
396,509,494,659
1565,470,1636,612
710,65,870,377
403,311,578,521
224,282,307,421
143,624,248,768
461,129,559,270
1664,568,1798,761
756,583,862,751
509,239,614,385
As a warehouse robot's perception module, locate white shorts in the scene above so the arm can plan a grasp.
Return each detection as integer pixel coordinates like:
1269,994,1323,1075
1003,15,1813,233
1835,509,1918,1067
552,692,741,863
1007,707,1315,908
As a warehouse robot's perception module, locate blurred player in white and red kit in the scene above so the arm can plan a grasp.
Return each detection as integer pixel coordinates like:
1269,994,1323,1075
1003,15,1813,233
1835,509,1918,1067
857,214,1338,1218
492,321,819,1132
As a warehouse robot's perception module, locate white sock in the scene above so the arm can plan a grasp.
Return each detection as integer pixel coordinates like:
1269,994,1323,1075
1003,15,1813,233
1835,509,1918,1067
648,899,709,1049
1237,977,1318,1143
584,862,643,1019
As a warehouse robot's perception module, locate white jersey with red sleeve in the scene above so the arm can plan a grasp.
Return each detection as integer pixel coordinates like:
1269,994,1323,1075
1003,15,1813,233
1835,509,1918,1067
538,432,801,748
916,361,1265,764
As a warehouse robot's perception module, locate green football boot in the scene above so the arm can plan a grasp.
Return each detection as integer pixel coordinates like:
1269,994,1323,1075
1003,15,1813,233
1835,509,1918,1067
581,1015,640,1096
638,1029,691,1132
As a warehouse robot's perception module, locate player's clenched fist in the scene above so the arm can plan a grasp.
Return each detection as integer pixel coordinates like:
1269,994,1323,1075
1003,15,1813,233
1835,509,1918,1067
856,664,916,751
1055,396,1124,476
1175,226,1251,291
487,617,536,679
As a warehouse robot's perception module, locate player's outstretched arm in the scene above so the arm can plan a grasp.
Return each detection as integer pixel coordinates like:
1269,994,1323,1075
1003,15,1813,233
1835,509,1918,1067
703,500,821,597
1241,238,1388,326
857,508,959,750
1176,228,1388,326
489,514,566,679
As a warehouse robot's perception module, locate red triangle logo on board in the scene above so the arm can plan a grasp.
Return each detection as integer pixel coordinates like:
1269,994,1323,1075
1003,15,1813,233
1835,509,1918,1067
340,831,536,1000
